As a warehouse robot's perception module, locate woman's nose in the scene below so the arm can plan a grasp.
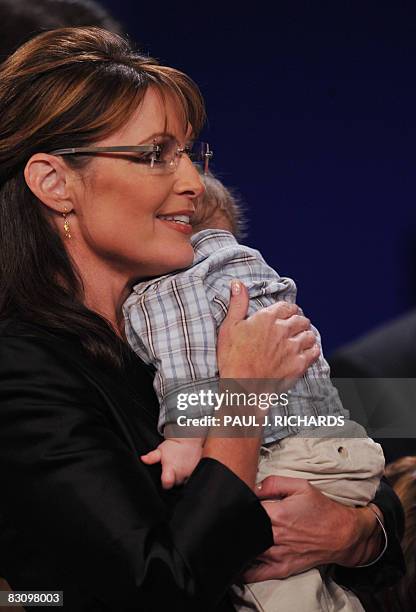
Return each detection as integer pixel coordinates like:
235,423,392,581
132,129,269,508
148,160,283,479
173,154,205,198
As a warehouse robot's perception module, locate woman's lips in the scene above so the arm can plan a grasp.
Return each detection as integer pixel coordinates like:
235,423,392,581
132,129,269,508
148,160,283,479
158,218,193,235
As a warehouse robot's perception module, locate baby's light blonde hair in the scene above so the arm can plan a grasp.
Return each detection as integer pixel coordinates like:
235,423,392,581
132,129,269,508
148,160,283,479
191,173,247,240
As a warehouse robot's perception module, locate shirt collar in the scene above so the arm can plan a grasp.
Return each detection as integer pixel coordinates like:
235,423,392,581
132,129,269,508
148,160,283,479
191,229,238,264
129,229,238,297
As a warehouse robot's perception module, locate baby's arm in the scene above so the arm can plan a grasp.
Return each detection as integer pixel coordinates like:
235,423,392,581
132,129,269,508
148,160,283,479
125,274,221,488
141,438,204,489
124,275,219,435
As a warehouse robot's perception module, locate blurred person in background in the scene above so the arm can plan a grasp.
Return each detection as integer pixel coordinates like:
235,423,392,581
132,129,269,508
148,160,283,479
359,456,416,612
0,0,123,60
330,313,416,463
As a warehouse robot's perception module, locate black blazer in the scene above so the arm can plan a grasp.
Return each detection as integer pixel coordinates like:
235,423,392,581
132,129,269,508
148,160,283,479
0,320,405,611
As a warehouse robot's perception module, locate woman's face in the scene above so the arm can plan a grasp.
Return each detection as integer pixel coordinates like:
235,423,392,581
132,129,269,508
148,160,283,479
71,87,205,280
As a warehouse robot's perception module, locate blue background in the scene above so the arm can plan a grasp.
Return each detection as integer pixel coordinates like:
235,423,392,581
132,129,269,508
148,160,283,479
102,1,416,354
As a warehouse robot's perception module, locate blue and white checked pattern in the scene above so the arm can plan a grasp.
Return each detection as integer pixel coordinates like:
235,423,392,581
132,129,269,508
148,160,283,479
123,229,348,442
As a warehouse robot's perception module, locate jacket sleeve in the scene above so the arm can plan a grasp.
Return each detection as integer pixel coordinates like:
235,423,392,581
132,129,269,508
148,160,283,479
333,478,406,592
0,334,273,611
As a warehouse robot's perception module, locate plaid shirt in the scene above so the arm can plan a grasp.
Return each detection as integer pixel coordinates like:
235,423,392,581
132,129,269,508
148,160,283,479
123,229,347,442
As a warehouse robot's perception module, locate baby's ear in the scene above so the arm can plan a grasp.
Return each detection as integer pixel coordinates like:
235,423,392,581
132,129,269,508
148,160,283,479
24,153,73,214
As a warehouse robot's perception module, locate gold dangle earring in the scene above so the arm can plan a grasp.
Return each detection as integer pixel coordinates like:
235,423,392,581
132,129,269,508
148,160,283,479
62,207,72,239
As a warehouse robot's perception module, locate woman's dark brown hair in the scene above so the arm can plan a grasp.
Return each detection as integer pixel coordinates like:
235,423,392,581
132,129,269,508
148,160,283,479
0,26,205,366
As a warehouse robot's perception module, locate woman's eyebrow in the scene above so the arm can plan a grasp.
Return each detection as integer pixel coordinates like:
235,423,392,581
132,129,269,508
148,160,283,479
136,132,176,144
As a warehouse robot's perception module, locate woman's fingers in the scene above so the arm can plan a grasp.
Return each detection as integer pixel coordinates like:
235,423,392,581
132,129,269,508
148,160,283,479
285,313,311,336
256,474,308,500
217,290,319,380
220,280,249,328
302,343,321,366
243,546,308,582
245,546,312,581
255,475,365,576
217,280,250,374
286,328,315,353
243,560,279,583
294,329,316,351
265,301,299,320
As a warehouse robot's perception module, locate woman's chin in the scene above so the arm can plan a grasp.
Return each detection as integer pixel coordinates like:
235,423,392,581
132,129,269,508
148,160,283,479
165,253,194,273
151,247,194,276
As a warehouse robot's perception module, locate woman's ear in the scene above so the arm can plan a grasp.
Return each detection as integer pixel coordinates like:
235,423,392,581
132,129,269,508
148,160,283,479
24,154,73,213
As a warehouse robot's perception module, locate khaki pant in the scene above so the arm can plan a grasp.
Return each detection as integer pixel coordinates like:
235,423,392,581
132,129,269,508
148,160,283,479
236,422,385,612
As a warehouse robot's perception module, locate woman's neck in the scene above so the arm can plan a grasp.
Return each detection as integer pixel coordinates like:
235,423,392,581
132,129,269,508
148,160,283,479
69,248,132,338
84,278,131,339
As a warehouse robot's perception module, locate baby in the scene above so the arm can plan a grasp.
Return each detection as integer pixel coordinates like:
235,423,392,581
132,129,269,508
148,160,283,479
123,174,384,612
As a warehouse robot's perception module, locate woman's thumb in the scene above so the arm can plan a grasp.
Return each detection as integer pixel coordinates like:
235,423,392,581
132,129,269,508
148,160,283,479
223,280,249,326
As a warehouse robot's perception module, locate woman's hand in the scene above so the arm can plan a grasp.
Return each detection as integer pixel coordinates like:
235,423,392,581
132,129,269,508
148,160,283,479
244,475,385,582
203,281,320,489
217,280,320,385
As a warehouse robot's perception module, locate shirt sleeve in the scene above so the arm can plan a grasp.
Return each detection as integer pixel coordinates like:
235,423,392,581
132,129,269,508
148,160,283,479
201,247,347,438
125,276,220,433
0,334,273,611
199,246,298,327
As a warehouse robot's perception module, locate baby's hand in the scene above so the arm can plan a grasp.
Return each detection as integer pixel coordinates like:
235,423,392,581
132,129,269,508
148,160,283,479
141,438,203,489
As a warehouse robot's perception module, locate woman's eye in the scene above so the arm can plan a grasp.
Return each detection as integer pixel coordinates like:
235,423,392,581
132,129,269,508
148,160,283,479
129,139,177,166
131,151,164,165
158,140,177,162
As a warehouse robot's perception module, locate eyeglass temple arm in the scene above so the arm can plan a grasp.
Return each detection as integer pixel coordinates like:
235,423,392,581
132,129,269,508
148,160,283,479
49,145,160,155
204,145,213,174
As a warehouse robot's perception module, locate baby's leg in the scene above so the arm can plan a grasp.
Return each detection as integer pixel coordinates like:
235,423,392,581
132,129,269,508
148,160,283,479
235,569,364,612
234,423,384,612
257,421,385,507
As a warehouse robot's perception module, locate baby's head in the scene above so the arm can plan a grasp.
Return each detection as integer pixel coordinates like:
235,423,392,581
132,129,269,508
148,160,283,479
191,173,247,240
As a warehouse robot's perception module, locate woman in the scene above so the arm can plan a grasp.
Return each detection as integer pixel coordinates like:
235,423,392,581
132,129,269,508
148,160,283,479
0,27,404,611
